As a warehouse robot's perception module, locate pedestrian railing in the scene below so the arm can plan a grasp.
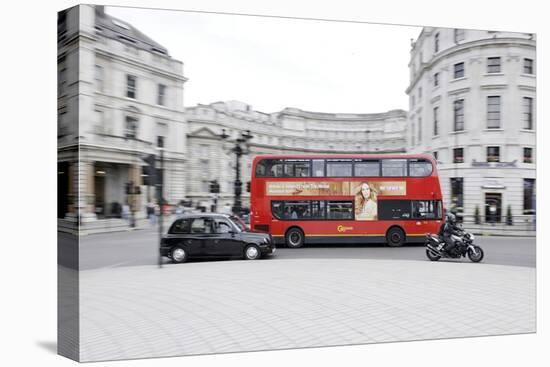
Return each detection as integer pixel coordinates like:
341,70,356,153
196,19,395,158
457,214,536,236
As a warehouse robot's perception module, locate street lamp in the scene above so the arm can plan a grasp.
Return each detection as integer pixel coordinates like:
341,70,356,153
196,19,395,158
156,137,165,268
219,128,253,216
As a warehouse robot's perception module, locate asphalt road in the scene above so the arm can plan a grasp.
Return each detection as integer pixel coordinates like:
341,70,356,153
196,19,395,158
59,229,536,270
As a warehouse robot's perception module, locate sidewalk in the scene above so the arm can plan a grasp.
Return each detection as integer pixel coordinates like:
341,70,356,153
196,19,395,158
58,215,179,235
64,258,536,362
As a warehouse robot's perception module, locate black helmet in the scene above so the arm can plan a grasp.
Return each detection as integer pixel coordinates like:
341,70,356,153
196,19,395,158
446,212,456,224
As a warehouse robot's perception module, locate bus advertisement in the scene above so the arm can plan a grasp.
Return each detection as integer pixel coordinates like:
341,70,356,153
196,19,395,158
250,154,444,247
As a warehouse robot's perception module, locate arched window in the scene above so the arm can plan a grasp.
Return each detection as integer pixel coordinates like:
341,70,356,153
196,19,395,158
124,106,140,139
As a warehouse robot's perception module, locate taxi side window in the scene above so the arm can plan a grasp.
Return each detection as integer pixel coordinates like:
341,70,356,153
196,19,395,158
190,218,214,234
217,221,232,233
169,218,191,234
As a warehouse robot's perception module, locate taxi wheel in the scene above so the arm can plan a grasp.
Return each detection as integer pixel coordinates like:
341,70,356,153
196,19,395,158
244,244,261,260
170,246,188,263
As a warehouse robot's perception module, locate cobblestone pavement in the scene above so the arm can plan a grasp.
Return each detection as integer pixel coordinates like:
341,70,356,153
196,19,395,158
71,258,535,362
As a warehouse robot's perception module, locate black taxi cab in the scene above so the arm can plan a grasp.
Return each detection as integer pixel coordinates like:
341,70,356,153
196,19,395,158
160,213,276,263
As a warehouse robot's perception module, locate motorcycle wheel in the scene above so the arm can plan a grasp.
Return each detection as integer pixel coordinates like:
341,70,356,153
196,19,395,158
426,248,441,261
467,246,484,263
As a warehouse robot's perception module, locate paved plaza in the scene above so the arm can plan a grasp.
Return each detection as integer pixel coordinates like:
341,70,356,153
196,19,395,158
66,257,536,362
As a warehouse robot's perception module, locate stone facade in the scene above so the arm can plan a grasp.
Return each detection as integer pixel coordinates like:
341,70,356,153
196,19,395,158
58,5,187,225
185,100,407,209
406,27,536,223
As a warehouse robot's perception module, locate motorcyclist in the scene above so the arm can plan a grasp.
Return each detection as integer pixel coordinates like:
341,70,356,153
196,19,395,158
438,212,462,252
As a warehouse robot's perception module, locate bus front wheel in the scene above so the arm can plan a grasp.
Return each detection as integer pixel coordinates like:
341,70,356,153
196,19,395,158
386,227,405,247
285,228,305,248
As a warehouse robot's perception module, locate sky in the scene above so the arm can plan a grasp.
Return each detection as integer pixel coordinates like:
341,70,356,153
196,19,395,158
107,6,422,114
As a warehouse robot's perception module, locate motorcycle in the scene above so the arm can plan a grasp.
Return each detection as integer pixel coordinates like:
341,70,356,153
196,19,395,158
425,228,484,263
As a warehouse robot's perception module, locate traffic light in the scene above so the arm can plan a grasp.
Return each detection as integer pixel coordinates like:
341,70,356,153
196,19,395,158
141,154,157,186
234,180,242,196
209,180,220,194
246,181,251,192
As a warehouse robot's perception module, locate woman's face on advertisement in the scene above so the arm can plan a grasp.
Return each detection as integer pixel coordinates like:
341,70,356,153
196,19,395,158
361,183,371,198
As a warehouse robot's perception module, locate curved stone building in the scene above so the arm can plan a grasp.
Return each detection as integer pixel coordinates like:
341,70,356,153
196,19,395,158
406,27,536,223
185,101,407,209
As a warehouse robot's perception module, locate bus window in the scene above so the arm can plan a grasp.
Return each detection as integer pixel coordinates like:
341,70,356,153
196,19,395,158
284,159,310,177
379,200,411,220
312,159,325,177
409,159,433,177
326,159,353,177
294,161,310,177
284,201,310,219
271,201,284,219
327,201,353,219
354,159,381,177
412,200,442,219
382,159,407,177
256,159,284,177
310,200,326,219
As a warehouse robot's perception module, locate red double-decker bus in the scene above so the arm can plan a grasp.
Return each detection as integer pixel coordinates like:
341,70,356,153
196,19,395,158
250,154,444,247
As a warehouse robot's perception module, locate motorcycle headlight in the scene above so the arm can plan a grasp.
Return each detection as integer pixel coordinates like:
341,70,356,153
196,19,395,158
469,233,475,240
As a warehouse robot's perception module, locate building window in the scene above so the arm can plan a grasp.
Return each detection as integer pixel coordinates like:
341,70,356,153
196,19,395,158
411,94,415,107
454,29,465,42
487,57,501,73
434,72,439,87
411,122,415,146
454,62,465,79
487,96,501,129
453,99,464,131
418,87,422,99
433,107,439,136
434,32,440,53
453,148,464,163
487,146,500,162
523,179,536,214
58,67,66,96
450,178,464,218
94,109,104,132
523,147,533,163
125,116,138,139
523,58,534,74
126,75,136,99
199,144,210,158
433,151,438,161
157,84,166,106
523,97,534,130
157,136,165,148
95,65,104,92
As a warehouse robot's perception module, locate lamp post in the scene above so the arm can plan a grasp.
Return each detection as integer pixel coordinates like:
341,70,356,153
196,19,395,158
156,137,165,268
219,129,253,216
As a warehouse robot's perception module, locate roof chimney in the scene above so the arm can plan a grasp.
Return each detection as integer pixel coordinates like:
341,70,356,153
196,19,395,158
95,5,105,17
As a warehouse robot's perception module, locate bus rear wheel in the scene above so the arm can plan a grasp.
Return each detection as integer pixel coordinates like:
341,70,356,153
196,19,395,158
285,228,304,248
386,227,405,247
